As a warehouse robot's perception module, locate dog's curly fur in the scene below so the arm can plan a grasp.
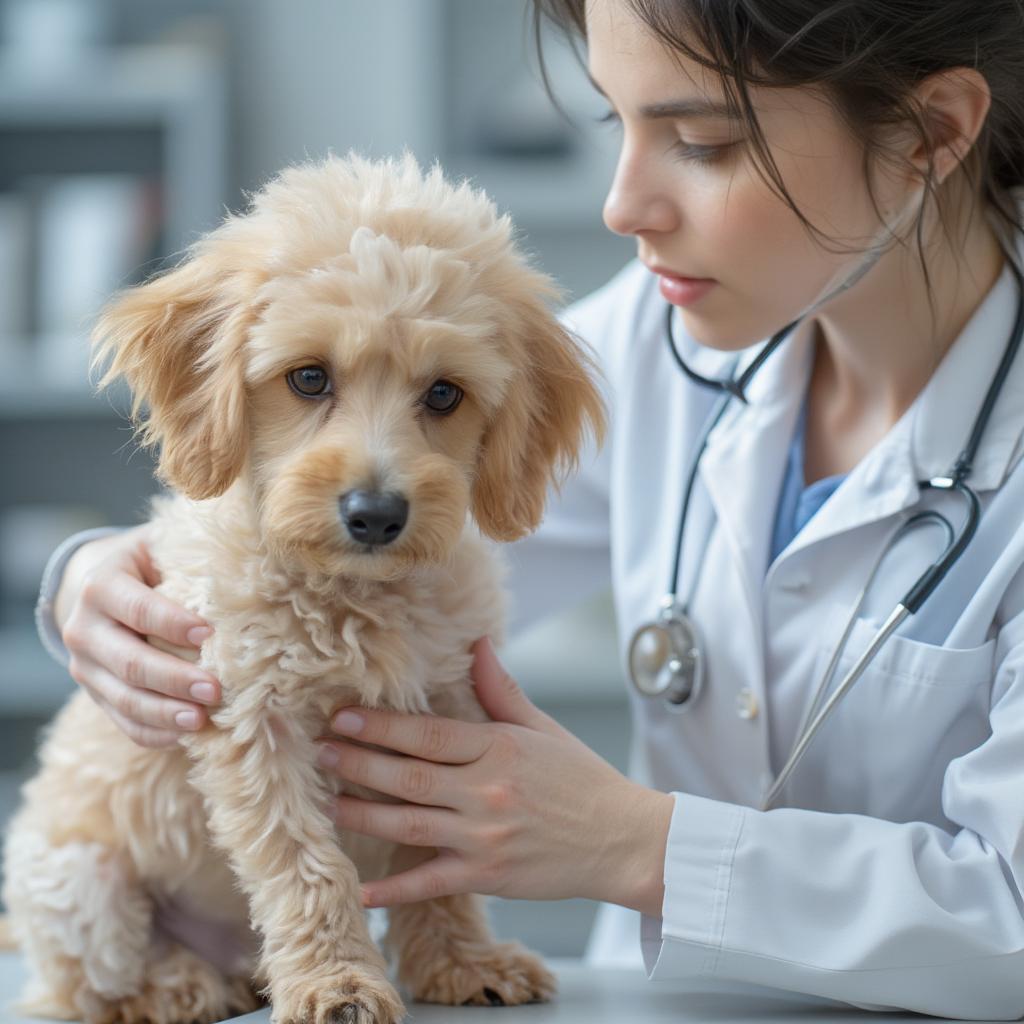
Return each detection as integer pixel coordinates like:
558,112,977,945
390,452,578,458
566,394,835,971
1,152,605,1023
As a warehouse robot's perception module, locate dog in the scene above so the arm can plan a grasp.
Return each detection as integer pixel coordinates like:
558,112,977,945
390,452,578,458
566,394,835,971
1,151,605,1023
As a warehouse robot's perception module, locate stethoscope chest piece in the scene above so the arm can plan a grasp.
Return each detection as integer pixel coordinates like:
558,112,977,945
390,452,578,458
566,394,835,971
628,596,705,710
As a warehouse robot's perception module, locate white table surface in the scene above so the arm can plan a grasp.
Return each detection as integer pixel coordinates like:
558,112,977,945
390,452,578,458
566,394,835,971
1,952,990,1023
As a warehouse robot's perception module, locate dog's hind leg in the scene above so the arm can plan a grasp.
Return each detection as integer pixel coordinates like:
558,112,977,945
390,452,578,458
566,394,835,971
80,943,262,1024
2,829,260,1024
2,829,151,1020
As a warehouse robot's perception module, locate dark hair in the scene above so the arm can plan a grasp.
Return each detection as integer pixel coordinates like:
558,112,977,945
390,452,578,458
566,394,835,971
531,0,1024,299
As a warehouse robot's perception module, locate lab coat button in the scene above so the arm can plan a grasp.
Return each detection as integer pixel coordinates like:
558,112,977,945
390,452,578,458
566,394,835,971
735,688,758,720
778,575,809,593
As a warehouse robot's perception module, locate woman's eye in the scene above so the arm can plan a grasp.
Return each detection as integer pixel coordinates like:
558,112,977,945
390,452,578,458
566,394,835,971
595,108,733,167
287,366,331,398
671,141,732,166
423,379,463,414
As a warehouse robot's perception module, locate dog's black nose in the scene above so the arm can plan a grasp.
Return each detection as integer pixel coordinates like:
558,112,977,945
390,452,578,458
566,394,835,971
339,490,409,547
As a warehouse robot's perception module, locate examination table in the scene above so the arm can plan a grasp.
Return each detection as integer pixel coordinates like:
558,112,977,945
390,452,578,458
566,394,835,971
0,952,994,1022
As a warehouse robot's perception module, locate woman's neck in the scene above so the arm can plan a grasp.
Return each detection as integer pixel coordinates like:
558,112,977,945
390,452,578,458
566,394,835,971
802,200,1007,483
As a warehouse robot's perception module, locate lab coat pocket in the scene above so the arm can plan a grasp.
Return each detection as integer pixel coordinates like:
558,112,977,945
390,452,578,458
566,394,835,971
802,611,995,825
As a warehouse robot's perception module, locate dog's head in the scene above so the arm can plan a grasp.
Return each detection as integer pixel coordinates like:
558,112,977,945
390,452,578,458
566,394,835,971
92,152,606,580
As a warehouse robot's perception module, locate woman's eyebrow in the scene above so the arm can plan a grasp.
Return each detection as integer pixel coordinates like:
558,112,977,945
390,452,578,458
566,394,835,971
586,70,739,120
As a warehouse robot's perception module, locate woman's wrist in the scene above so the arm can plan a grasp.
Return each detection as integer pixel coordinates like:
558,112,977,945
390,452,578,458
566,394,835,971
36,526,126,667
54,537,101,633
597,782,674,918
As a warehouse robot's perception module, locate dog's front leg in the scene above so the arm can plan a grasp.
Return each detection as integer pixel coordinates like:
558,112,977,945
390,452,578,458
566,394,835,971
183,719,406,1024
384,683,557,1008
384,844,556,1008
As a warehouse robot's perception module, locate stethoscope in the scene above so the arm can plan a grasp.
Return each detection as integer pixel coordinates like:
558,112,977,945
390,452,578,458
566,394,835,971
628,252,1024,812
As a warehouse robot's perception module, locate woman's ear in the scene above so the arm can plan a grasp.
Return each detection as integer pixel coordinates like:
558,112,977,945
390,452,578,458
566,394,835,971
471,292,607,542
909,67,992,186
90,247,258,500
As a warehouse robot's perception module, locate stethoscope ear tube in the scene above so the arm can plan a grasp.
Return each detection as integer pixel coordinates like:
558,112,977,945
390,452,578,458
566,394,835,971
902,480,980,614
762,470,983,809
761,601,912,810
662,304,798,404
762,511,953,811
765,265,1021,806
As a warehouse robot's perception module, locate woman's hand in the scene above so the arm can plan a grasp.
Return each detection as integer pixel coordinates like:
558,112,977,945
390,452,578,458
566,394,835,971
316,637,674,914
56,524,222,748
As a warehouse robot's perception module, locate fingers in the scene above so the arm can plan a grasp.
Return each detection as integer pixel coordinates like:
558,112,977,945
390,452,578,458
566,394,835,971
88,620,220,706
69,655,211,745
470,636,569,739
96,698,186,750
55,527,222,748
317,739,456,808
83,570,212,651
130,523,163,589
359,851,470,908
327,706,491,765
332,794,460,848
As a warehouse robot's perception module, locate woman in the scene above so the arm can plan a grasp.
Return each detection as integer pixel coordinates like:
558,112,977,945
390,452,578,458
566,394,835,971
35,0,1024,1015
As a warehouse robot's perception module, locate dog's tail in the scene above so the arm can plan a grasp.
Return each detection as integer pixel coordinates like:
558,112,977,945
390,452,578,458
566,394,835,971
0,913,17,951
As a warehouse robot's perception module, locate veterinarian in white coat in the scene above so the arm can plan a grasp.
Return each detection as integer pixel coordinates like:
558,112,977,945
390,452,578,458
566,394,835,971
501,248,1024,1017
34,0,1024,1017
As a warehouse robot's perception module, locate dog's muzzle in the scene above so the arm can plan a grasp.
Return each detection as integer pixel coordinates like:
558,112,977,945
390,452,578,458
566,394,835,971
339,490,409,547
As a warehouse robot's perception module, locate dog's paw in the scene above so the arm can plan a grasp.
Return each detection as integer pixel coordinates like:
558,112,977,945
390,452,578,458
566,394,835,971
274,964,406,1024
404,939,557,1007
76,951,260,1024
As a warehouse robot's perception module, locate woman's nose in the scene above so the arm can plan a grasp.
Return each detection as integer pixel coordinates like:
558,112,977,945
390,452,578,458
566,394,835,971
602,150,679,237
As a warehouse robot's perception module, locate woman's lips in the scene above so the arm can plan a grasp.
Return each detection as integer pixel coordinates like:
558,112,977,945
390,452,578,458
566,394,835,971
656,271,717,307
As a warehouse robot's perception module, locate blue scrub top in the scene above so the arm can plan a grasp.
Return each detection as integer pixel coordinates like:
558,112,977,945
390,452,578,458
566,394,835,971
769,400,847,565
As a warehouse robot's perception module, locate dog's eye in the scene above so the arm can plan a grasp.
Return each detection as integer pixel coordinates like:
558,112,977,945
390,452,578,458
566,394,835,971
287,366,331,398
423,379,463,415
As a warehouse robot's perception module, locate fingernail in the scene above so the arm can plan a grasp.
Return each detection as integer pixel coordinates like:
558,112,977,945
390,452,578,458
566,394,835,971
316,743,339,769
187,626,213,647
189,681,217,703
332,710,364,734
175,710,200,730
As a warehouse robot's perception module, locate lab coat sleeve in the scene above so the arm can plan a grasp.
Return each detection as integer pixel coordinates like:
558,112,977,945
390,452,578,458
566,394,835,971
35,525,128,669
641,601,1024,1020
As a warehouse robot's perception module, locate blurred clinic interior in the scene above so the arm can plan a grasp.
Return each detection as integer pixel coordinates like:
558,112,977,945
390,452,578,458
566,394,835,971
0,0,636,956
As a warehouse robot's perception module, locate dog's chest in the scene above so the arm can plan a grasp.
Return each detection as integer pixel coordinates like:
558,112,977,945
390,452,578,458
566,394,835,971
149,497,506,714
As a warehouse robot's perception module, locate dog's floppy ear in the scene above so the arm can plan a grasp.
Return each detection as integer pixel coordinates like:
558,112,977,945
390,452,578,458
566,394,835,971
90,245,258,501
471,291,606,542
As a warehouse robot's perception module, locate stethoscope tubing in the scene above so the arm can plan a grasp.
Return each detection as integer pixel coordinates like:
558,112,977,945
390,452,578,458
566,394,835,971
761,509,957,811
635,257,1024,811
761,602,911,810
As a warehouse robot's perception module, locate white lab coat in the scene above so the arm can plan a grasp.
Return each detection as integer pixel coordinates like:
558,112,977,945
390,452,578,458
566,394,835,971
502,242,1024,1018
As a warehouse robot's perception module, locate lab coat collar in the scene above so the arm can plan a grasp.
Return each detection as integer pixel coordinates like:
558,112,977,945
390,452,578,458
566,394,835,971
909,258,1024,490
686,242,1024,604
687,245,1024,491
693,322,815,621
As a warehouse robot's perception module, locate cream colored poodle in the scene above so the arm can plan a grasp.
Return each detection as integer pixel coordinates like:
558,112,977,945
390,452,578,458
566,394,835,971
1,151,605,1024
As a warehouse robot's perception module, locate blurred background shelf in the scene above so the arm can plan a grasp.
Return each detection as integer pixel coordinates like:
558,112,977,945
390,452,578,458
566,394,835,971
0,0,634,958
0,41,227,264
0,360,131,416
0,624,75,715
